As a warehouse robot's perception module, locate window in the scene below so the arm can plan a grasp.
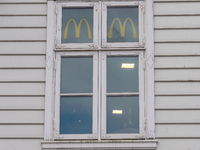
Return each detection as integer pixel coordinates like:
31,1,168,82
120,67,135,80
43,0,157,149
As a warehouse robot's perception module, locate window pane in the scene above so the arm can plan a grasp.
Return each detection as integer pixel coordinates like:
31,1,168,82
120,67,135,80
107,6,139,43
61,56,93,93
107,96,139,134
107,56,139,93
60,96,92,134
62,7,93,43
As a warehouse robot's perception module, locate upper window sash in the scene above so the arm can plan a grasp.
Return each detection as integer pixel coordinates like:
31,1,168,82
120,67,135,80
55,2,99,49
102,1,144,48
54,51,98,139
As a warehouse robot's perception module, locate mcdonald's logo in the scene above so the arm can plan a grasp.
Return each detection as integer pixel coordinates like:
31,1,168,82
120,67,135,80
63,18,92,39
108,18,137,39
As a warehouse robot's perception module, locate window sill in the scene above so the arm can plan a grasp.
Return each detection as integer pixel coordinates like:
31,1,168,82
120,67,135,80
41,140,158,150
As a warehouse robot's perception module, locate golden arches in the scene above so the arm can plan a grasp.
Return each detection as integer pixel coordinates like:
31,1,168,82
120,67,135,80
63,18,92,39
108,18,137,39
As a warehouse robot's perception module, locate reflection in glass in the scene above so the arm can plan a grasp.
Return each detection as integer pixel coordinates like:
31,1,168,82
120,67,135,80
107,56,139,93
62,7,93,43
60,96,92,134
107,6,139,43
61,56,93,93
107,96,139,134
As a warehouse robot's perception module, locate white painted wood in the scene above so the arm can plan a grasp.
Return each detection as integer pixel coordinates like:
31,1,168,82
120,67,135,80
0,69,45,81
0,0,46,2
155,82,200,95
155,69,200,81
144,0,155,139
0,56,45,68
0,97,44,109
0,29,46,41
155,30,200,42
156,110,200,123
154,3,200,15
157,139,200,150
0,16,46,27
156,125,200,137
0,4,47,15
155,43,200,56
0,111,44,123
42,140,158,150
0,125,43,138
0,83,45,95
155,57,200,68
0,139,42,150
0,42,46,54
155,96,200,109
44,1,55,141
155,0,200,1
155,16,200,28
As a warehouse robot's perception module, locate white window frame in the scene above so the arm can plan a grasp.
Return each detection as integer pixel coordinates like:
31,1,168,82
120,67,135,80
55,2,99,49
101,51,145,139
54,51,98,139
102,2,144,48
43,0,157,149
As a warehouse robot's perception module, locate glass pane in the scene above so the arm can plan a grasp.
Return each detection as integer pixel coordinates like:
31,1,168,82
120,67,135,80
61,56,93,93
107,6,139,43
107,96,139,134
60,96,92,134
62,7,93,43
107,56,139,93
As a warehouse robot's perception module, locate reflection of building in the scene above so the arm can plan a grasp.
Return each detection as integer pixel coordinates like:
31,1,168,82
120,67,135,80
0,0,200,150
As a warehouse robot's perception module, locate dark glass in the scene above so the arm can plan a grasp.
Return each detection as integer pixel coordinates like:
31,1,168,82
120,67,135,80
60,96,92,134
107,6,139,43
62,7,93,43
107,96,139,134
107,56,139,93
61,56,93,93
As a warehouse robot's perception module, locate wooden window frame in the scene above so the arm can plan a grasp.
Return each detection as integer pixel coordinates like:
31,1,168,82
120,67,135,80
43,0,157,149
102,2,144,48
55,2,99,49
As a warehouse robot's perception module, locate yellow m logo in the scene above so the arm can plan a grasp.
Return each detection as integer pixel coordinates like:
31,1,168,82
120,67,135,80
63,18,92,39
108,18,137,39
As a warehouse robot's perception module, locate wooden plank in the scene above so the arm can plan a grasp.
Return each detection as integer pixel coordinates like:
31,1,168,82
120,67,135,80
0,42,46,54
155,82,200,95
0,69,45,81
156,125,200,137
0,125,43,138
0,0,46,2
0,111,44,123
156,96,200,109
0,56,45,68
155,16,200,28
0,4,46,15
156,110,200,123
0,97,44,109
155,30,200,42
155,57,200,68
0,29,46,41
0,16,46,27
154,3,200,15
0,139,42,150
156,139,200,150
155,69,200,81
155,43,200,55
0,83,45,95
